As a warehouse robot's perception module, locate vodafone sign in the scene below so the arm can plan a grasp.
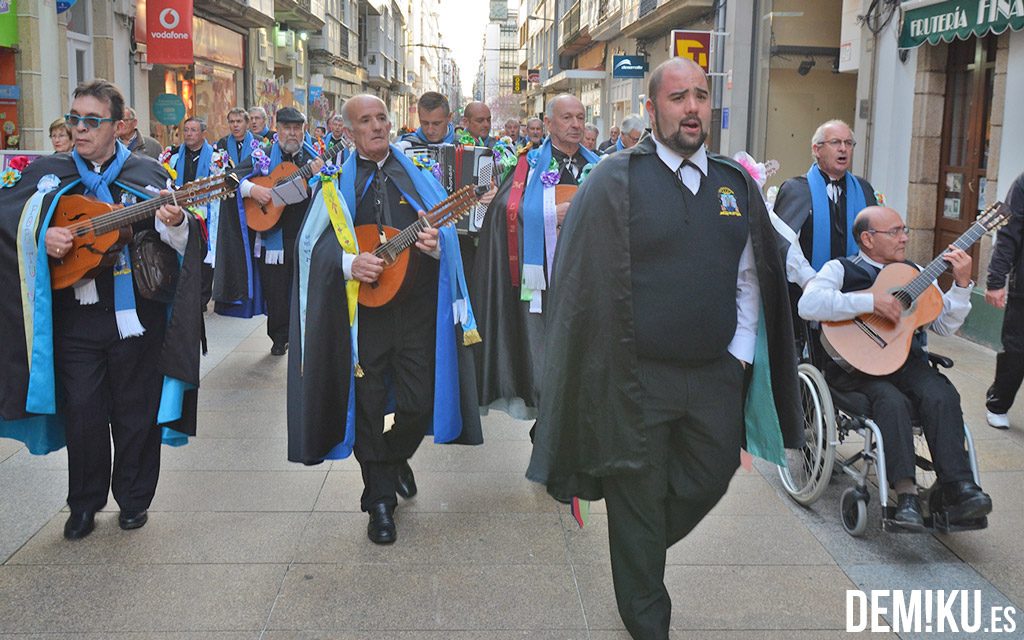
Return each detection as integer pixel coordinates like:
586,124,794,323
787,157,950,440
147,0,194,65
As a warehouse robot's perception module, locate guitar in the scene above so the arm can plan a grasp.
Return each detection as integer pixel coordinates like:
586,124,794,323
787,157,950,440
50,170,241,290
820,202,1010,376
243,139,343,232
355,184,482,308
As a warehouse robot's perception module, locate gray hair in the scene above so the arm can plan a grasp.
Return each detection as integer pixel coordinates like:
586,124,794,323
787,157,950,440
248,106,268,120
812,119,853,146
183,116,207,132
527,117,543,127
545,93,580,119
584,123,599,135
620,114,645,135
329,113,345,125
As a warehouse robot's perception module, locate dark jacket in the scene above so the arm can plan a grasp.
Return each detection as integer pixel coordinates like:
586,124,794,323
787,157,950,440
987,172,1024,297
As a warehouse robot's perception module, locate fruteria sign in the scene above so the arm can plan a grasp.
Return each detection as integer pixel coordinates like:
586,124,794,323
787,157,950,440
671,30,711,72
899,0,1024,48
147,0,194,65
612,55,648,78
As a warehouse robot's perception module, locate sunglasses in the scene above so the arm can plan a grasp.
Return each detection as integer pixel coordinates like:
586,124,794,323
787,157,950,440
65,113,116,129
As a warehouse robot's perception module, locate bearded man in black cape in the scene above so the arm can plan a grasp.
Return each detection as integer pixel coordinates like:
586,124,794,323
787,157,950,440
526,59,803,639
0,80,206,540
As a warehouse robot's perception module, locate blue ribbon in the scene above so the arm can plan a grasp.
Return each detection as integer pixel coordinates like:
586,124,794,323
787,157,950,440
174,141,213,187
806,165,867,270
224,132,255,166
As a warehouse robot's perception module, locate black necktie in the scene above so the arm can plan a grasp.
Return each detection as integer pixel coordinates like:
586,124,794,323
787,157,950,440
827,179,843,205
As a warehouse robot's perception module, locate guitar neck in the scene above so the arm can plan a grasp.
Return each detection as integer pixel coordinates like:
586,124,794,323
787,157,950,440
903,220,988,301
372,185,477,259
86,173,238,236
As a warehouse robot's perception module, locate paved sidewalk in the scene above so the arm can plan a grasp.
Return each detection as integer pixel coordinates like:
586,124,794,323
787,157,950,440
1,313,1022,638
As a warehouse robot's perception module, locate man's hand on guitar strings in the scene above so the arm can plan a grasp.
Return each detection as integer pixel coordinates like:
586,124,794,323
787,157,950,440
45,227,74,259
941,245,972,288
156,191,185,227
352,252,384,284
415,212,440,255
872,292,903,324
250,185,273,205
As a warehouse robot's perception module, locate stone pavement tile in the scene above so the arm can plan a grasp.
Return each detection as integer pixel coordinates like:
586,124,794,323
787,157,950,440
197,389,288,414
411,440,533,473
234,334,275,352
933,471,1024,566
8,511,308,565
584,472,791,517
314,470,558,514
971,561,1024,610
2,446,69,470
267,563,586,631
588,633,898,640
294,511,566,565
0,439,23,463
479,411,534,441
969,437,1024,471
194,410,288,439
262,632,588,639
150,470,327,512
563,513,834,567
0,564,285,633
842,563,1018,639
575,563,857,631
0,630,260,634
0,466,69,563
159,437,294,471
200,351,288,390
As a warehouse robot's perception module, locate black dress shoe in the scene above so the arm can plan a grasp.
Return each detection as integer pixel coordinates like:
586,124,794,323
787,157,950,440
396,461,417,499
270,342,288,356
941,481,993,523
893,494,926,531
119,509,149,531
63,512,96,540
367,502,396,545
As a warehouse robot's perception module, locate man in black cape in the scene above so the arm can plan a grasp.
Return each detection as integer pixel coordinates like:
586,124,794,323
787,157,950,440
525,59,803,639
0,80,205,540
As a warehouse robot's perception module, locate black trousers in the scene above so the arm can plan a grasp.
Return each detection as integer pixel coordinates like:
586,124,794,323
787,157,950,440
257,248,292,346
352,289,437,511
200,263,214,311
601,356,745,640
987,295,1024,414
830,354,973,486
54,306,165,515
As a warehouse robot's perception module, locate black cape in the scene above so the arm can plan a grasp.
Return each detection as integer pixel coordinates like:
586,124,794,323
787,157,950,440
772,173,877,253
0,152,205,439
525,137,804,501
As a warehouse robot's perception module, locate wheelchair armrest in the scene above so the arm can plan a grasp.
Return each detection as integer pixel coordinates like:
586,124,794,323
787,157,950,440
927,352,954,369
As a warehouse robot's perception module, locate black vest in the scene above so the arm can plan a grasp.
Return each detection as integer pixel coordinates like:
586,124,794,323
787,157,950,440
837,255,928,357
628,154,750,362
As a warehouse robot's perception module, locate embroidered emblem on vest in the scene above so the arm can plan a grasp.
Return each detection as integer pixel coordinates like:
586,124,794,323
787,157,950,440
120,192,138,206
718,187,740,216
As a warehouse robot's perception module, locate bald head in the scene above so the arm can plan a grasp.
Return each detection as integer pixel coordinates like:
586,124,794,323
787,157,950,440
854,206,909,264
648,57,708,105
341,94,387,127
342,94,391,161
544,94,586,153
463,102,492,140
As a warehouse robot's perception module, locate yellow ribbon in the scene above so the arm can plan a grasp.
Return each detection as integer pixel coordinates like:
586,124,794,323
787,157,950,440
321,174,360,327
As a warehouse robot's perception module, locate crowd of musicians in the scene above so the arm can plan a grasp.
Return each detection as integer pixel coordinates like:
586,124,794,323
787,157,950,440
3,57,1022,639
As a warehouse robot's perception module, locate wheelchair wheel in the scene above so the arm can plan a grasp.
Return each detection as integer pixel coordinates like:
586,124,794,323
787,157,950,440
778,363,837,506
913,431,937,495
841,487,869,537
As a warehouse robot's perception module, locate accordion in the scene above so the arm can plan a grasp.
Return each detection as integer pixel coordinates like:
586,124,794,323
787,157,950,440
404,143,493,235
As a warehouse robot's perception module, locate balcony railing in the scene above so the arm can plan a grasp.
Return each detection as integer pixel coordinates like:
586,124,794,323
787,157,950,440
638,0,656,18
560,1,581,48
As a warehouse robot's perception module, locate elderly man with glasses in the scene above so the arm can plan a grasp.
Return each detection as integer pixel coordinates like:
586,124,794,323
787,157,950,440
799,205,992,530
118,106,162,159
774,119,879,290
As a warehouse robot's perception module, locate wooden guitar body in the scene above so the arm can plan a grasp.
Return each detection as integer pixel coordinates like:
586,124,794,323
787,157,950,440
555,184,577,206
50,194,132,290
244,161,299,232
354,224,414,308
820,262,944,376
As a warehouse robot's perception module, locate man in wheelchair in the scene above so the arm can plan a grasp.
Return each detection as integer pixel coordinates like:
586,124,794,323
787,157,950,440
798,206,993,531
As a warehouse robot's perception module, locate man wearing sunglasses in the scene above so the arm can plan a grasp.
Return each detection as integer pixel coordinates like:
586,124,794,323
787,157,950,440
799,205,992,530
0,79,206,541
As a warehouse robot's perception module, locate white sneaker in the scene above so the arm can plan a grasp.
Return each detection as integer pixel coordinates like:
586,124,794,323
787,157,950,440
987,411,1010,429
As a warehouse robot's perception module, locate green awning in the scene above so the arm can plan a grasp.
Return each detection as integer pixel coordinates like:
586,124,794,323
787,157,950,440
899,0,1024,48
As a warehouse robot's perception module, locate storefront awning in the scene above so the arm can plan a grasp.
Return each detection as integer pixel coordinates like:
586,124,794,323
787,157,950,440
899,0,1024,48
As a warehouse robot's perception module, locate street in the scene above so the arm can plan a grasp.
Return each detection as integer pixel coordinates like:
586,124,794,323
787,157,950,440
0,311,1022,638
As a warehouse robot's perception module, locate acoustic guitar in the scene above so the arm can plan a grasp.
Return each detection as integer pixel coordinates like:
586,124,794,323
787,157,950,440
820,202,1010,376
243,139,344,232
355,184,482,308
50,171,241,290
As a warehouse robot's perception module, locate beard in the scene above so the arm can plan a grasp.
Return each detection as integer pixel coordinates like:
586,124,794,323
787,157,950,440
280,138,302,155
652,105,707,157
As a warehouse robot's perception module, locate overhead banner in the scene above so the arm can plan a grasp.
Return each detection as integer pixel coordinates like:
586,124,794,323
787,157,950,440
899,0,1024,48
147,0,194,65
671,30,712,72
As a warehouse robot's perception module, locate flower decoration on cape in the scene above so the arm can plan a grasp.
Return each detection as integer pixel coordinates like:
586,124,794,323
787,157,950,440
539,158,560,188
37,174,61,193
319,162,340,178
875,191,886,206
251,148,271,176
1,168,22,188
211,149,229,174
8,155,30,171
457,131,477,146
492,140,519,178
410,152,437,171
578,162,596,185
158,146,174,165
430,164,443,182
250,138,262,151
272,133,280,145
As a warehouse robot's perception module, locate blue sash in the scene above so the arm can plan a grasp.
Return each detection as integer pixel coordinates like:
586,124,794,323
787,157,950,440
806,165,867,269
224,132,255,165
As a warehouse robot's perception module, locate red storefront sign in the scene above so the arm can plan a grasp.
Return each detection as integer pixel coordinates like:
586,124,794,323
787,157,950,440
671,30,711,72
146,0,193,65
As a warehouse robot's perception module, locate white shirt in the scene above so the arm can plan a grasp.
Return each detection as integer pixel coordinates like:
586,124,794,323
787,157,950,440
798,251,973,336
652,136,760,364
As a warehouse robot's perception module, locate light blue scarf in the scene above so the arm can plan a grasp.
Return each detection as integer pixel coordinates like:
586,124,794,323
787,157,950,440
173,141,213,187
806,165,866,270
409,123,455,144
71,141,145,338
224,132,255,166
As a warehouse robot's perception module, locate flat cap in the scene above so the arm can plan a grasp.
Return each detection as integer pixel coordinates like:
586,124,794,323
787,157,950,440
275,107,306,124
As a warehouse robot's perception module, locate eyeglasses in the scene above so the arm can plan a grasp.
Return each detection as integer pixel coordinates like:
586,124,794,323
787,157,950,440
65,114,115,129
867,226,910,238
820,138,857,149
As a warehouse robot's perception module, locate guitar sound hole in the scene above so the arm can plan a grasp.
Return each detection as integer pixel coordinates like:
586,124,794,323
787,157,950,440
893,290,913,309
